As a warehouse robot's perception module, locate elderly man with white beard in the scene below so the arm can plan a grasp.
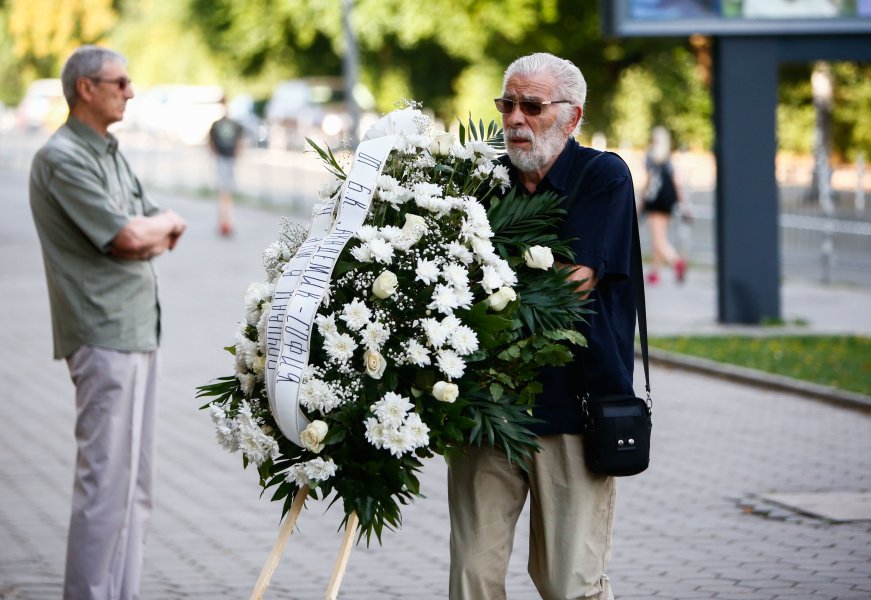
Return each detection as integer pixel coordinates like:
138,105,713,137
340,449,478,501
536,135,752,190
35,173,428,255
446,53,637,600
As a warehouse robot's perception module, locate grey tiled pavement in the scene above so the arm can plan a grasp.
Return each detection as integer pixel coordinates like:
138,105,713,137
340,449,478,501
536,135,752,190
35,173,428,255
2,164,871,599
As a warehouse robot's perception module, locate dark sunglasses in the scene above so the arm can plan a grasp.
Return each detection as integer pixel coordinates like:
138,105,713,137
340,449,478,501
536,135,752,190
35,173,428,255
494,98,572,116
89,76,133,91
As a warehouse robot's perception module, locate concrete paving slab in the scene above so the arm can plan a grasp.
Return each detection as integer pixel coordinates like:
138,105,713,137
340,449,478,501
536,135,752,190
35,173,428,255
762,492,871,522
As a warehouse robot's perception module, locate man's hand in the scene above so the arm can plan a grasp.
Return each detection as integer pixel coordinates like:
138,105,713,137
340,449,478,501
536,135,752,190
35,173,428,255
110,210,187,260
557,262,597,297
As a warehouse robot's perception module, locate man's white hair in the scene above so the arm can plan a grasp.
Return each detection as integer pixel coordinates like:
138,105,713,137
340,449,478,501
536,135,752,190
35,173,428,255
502,53,587,134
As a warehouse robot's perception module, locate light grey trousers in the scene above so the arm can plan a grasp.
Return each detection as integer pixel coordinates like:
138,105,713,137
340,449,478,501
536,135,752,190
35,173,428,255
64,345,159,600
447,434,616,600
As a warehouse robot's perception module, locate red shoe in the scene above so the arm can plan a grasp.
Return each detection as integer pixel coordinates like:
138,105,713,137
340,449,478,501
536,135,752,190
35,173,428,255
674,259,687,283
219,222,233,237
646,272,660,285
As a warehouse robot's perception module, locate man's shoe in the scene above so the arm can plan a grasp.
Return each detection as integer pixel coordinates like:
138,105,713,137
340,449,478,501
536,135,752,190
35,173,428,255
646,272,660,285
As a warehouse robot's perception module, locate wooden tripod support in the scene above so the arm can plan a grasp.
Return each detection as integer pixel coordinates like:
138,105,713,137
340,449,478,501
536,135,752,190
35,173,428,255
248,485,359,600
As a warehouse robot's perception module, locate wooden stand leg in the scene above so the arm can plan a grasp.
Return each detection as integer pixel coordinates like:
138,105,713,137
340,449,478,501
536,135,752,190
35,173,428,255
249,485,309,600
323,511,359,600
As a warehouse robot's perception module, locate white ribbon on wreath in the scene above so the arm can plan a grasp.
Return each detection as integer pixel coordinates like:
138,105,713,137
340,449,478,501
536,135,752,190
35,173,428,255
265,133,398,446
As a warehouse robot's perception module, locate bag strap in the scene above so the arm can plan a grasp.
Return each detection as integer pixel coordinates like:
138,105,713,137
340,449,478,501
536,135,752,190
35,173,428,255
567,151,652,410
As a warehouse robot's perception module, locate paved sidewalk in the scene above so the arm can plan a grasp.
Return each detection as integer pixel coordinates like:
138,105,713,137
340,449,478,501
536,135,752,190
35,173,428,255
2,165,871,599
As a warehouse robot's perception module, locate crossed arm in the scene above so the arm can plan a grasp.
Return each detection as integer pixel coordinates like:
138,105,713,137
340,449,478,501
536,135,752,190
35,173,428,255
110,210,187,260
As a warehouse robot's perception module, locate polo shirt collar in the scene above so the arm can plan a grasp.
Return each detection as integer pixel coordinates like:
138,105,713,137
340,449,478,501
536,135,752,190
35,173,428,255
539,138,579,194
67,116,118,156
503,137,578,195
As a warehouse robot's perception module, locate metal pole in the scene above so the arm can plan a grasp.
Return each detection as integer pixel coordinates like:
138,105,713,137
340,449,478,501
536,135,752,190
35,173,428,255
342,0,360,148
812,62,834,284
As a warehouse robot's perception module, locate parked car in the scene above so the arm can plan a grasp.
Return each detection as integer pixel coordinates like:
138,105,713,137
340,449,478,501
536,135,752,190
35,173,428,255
265,77,375,150
125,84,225,144
16,79,66,132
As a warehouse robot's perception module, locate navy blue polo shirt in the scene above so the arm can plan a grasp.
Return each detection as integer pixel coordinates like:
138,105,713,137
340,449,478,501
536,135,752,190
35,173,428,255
506,138,637,436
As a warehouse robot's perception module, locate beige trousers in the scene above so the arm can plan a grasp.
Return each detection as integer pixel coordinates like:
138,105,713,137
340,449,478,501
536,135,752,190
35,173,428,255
64,345,159,600
447,434,616,600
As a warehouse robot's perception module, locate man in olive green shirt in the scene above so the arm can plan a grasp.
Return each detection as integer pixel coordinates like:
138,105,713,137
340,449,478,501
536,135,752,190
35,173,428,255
30,45,186,600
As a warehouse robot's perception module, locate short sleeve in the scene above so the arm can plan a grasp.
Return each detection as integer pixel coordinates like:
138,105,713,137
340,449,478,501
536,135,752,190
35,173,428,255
40,148,130,252
562,153,635,282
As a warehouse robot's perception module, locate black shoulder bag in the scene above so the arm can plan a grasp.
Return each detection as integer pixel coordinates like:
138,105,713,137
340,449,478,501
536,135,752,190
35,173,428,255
569,151,653,477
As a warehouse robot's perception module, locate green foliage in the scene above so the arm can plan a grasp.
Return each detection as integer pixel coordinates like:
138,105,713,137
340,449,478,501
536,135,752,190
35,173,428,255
649,335,871,396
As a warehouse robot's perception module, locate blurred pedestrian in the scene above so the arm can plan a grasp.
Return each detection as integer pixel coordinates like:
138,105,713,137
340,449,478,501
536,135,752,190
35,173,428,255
640,125,690,284
208,96,245,236
29,45,186,600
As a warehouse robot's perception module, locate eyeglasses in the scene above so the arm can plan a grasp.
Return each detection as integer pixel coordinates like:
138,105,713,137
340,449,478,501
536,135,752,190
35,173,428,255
494,98,572,116
89,76,133,91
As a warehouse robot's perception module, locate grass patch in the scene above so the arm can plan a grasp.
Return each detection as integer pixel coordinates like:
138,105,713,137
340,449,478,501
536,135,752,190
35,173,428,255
648,335,871,396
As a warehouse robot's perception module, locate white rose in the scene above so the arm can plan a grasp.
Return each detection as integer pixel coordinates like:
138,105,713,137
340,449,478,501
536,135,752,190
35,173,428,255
402,213,427,240
372,270,398,299
363,349,387,380
523,245,554,270
300,420,329,454
429,131,455,156
432,381,459,403
488,286,517,311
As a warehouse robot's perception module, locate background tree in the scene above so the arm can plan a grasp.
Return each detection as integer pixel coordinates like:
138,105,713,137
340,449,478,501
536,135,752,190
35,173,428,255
7,0,118,79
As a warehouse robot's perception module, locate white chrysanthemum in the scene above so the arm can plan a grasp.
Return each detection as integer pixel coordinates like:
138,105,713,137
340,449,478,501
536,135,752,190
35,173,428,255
415,259,440,284
361,321,390,351
350,244,374,263
356,224,379,243
256,301,271,354
251,355,266,379
285,464,311,487
437,349,466,380
493,257,518,287
473,162,496,179
299,377,343,413
491,164,510,191
463,198,490,226
403,339,432,366
238,372,256,396
378,226,403,243
371,392,414,429
244,281,275,326
421,317,450,348
319,178,342,199
234,330,258,371
377,174,400,194
460,218,493,243
454,286,474,309
236,401,279,466
441,314,461,330
402,412,430,448
480,264,505,294
315,313,339,336
446,241,474,264
303,457,338,482
209,406,239,453
441,263,470,289
450,325,479,356
465,140,500,159
364,417,386,449
367,238,394,264
340,299,371,331
383,427,416,458
428,283,460,315
471,237,497,262
324,332,358,363
412,181,443,201
420,196,453,215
